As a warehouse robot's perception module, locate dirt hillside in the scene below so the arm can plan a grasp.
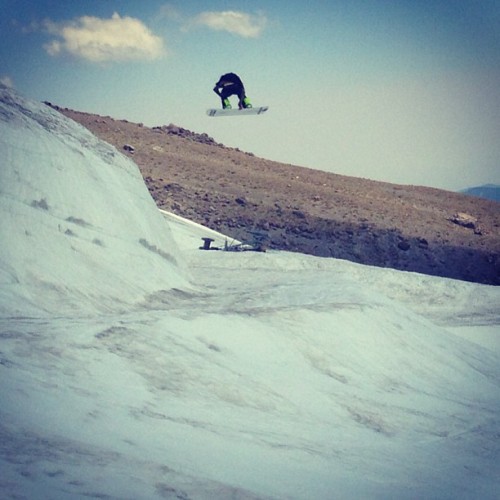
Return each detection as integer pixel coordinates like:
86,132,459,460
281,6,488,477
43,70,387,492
49,104,500,285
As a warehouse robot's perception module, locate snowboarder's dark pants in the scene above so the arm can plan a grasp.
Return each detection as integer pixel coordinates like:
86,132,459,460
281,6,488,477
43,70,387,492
215,83,246,108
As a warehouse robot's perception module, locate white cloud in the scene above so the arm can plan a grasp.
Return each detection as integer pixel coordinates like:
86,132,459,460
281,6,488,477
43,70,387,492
191,10,267,38
42,12,165,63
0,76,14,88
158,3,182,22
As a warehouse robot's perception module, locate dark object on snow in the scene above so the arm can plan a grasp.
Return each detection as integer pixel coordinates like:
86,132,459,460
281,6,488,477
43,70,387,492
200,237,215,250
199,235,266,253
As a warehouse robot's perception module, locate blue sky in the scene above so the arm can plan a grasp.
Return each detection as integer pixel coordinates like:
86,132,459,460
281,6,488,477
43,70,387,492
1,0,499,191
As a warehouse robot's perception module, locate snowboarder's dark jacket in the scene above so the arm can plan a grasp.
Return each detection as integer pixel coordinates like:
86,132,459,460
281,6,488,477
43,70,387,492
214,73,244,91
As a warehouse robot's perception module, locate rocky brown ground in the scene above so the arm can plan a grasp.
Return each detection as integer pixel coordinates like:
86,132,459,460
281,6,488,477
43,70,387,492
50,104,500,285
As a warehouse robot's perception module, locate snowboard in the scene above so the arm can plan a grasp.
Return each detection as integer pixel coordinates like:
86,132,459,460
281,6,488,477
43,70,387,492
207,106,269,117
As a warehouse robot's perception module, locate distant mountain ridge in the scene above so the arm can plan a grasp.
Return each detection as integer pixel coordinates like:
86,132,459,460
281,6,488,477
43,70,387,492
460,184,500,202
51,104,500,285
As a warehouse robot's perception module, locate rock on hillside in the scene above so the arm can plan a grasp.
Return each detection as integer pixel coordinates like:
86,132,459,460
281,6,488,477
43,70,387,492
49,104,500,285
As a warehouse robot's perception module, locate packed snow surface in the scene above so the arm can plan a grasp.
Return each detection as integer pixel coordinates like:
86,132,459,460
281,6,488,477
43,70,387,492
0,85,188,316
1,85,499,499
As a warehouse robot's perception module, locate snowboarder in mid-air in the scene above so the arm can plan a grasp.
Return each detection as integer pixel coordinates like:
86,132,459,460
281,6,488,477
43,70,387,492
213,73,252,110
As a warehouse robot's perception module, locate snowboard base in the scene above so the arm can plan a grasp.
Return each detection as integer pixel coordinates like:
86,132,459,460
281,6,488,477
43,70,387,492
207,106,269,117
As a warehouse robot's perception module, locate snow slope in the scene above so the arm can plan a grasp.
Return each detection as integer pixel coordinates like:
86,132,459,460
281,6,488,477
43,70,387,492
1,86,499,499
0,84,188,316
